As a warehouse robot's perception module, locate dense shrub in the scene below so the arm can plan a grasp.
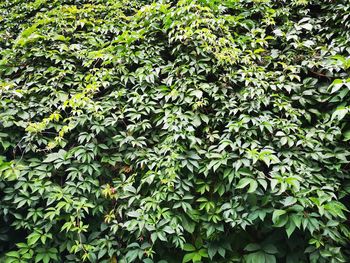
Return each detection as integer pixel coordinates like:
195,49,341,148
1,0,350,262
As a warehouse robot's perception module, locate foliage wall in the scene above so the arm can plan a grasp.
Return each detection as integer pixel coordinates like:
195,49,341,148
1,0,350,262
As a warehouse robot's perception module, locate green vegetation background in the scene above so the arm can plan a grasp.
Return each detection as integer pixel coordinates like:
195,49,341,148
1,0,350,262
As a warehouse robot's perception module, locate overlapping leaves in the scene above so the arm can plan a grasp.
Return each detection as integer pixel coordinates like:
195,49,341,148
1,0,350,262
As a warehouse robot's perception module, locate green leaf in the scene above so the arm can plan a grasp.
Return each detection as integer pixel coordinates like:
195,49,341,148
182,253,195,263
286,221,296,238
236,178,258,193
262,244,278,254
183,244,196,252
244,244,260,252
5,251,20,258
236,178,251,189
282,197,297,207
245,251,266,263
343,130,350,141
332,107,348,121
272,210,287,224
190,90,203,99
329,79,344,93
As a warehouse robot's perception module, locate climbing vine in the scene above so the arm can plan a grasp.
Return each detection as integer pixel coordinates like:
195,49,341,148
1,0,350,262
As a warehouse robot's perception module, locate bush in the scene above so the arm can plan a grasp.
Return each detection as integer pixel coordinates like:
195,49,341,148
1,0,350,262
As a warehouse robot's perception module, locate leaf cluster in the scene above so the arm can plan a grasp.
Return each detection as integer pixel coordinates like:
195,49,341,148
1,0,350,262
